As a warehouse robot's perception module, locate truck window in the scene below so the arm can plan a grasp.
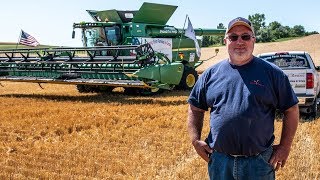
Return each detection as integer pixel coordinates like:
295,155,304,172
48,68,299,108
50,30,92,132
260,54,310,69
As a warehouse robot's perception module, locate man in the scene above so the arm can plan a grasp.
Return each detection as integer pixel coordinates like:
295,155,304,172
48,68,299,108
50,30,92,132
187,17,299,180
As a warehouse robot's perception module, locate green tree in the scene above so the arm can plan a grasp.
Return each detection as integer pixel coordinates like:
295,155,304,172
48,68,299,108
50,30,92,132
202,36,211,47
269,22,289,39
216,23,225,45
268,21,282,31
256,28,272,42
201,23,225,47
305,31,319,36
291,25,306,37
248,13,266,35
217,23,225,29
248,13,317,42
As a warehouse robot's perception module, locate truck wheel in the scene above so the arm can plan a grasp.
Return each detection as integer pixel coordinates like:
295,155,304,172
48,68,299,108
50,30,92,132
310,100,318,118
176,66,198,90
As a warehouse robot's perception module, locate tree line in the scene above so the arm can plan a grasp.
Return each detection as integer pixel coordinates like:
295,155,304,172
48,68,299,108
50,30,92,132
202,13,319,47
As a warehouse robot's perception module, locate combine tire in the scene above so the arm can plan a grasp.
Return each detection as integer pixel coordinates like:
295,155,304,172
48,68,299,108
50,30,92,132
176,66,198,90
124,87,139,95
124,87,164,96
139,88,164,96
97,86,114,93
77,85,114,93
76,85,90,93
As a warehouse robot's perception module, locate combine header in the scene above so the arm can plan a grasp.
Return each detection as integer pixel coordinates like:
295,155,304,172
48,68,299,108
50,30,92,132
0,2,225,95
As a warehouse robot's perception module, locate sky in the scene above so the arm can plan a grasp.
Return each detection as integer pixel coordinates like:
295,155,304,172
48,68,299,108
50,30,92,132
1,0,319,47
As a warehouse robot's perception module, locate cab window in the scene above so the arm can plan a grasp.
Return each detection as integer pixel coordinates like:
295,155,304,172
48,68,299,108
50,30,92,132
260,54,310,69
104,26,121,45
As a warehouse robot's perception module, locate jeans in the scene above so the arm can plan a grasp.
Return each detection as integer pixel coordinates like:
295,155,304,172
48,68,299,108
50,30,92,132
208,147,275,180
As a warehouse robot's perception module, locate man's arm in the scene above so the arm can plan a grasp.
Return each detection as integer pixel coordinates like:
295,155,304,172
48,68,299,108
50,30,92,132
269,104,299,171
187,104,213,162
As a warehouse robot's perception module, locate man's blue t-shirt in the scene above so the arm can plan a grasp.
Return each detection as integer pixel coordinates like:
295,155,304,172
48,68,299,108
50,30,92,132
188,57,298,156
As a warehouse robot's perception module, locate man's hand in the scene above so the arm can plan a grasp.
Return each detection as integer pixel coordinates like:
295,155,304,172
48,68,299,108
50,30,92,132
187,104,210,161
269,144,290,171
269,104,299,171
192,140,213,162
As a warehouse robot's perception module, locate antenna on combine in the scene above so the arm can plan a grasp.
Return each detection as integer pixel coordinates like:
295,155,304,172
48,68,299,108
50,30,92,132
175,14,188,61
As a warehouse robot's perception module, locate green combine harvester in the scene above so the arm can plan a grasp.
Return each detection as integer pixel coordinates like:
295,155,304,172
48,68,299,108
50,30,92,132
0,2,225,95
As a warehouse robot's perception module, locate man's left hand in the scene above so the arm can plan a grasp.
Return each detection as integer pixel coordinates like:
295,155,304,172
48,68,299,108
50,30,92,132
269,144,290,171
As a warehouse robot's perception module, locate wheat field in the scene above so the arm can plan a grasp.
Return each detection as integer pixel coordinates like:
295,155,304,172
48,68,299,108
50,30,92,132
1,35,320,179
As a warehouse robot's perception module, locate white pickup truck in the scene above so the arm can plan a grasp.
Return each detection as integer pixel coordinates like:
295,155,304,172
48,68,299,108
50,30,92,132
257,51,320,117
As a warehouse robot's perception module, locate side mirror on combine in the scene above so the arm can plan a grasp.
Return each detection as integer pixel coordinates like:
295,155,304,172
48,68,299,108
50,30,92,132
72,30,75,39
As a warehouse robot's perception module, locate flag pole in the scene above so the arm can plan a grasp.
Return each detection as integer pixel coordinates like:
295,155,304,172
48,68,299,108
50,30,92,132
15,30,22,49
175,14,188,61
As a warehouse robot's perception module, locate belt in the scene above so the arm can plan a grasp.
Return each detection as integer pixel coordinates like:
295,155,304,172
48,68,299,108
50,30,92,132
214,146,272,158
229,154,249,157
209,151,258,158
228,153,259,158
228,148,269,158
214,151,260,158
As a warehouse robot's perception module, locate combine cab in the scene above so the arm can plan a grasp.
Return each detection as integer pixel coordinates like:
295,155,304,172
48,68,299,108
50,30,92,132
0,2,225,95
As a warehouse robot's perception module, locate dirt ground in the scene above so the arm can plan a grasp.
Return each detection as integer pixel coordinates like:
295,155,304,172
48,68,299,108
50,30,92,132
197,34,320,73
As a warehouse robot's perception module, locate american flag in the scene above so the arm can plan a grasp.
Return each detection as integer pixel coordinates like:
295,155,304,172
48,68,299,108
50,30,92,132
19,30,40,47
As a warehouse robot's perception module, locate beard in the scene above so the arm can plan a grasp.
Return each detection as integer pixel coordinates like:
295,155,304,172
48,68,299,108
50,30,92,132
229,46,254,64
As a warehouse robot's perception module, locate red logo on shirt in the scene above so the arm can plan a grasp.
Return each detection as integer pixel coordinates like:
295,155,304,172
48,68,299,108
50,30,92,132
250,80,264,87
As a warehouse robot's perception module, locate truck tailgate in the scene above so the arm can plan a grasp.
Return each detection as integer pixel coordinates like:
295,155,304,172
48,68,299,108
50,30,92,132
283,69,306,94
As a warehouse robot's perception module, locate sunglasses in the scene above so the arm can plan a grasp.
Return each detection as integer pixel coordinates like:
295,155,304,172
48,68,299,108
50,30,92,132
227,34,254,42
